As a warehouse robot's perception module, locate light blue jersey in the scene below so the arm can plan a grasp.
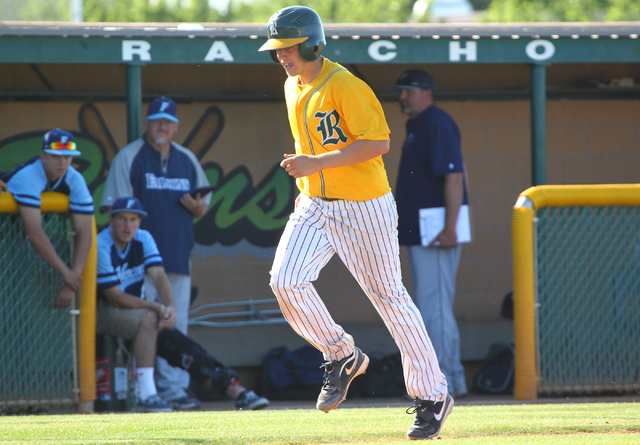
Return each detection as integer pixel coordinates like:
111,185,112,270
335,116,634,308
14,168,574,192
96,226,163,298
5,156,94,214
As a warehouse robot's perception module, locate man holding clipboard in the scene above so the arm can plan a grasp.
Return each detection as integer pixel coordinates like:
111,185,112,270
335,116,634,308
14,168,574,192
393,70,470,399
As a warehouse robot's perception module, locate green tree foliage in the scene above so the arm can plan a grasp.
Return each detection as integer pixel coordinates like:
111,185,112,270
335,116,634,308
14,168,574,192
230,0,417,24
483,0,640,22
1,0,418,23
83,0,224,22
1,0,69,21
3,0,640,23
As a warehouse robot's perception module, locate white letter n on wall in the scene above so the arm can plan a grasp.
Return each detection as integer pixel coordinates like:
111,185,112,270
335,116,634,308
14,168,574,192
449,41,477,62
122,40,152,62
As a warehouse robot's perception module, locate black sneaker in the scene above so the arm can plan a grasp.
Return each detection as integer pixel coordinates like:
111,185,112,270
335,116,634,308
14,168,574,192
235,390,269,411
316,347,369,413
406,393,454,440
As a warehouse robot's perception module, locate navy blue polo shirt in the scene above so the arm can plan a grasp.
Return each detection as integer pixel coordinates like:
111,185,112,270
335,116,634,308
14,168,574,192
101,136,210,275
395,104,468,246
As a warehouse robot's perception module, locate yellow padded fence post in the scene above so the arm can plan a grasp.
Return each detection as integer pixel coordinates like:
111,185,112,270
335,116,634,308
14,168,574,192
79,216,97,403
511,183,640,400
512,199,538,400
0,192,19,213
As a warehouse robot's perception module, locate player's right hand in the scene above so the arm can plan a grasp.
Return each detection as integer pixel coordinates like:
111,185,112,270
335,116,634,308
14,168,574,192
281,153,321,178
158,304,177,329
55,284,76,307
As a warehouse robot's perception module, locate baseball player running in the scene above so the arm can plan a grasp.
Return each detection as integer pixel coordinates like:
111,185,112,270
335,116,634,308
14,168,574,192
259,6,453,440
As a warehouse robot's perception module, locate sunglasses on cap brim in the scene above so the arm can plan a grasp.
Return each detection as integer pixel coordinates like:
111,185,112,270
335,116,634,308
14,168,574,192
47,141,77,151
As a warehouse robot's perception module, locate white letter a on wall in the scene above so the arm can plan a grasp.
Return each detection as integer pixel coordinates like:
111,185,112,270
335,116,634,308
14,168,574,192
204,41,234,62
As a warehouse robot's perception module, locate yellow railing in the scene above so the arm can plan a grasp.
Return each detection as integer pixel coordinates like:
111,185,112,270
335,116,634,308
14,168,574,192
0,191,96,404
511,184,640,399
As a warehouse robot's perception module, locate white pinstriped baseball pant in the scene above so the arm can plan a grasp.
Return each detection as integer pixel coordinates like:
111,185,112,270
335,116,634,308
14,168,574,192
269,192,448,401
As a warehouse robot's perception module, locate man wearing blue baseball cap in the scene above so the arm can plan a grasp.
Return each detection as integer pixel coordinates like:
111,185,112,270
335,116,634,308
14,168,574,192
97,196,269,412
97,196,176,412
100,97,210,410
1,128,94,307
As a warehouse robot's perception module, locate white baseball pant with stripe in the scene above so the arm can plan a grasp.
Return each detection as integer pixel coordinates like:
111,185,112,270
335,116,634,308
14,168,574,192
269,192,448,401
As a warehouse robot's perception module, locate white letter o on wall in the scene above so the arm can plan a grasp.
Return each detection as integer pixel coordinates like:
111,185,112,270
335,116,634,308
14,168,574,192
525,40,555,61
368,40,397,62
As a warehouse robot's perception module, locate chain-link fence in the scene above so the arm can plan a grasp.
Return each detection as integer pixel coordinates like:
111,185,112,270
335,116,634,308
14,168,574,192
0,213,78,408
535,206,640,394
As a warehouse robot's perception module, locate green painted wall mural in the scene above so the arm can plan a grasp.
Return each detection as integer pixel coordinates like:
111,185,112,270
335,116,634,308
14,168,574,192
0,103,295,259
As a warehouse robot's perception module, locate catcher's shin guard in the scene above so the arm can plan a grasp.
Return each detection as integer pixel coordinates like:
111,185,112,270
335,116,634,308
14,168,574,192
156,328,238,392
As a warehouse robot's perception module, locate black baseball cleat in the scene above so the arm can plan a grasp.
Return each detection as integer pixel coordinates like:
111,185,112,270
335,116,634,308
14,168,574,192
406,393,454,440
316,347,369,413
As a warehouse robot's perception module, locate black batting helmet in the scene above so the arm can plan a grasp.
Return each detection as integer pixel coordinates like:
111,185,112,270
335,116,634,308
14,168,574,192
258,6,326,63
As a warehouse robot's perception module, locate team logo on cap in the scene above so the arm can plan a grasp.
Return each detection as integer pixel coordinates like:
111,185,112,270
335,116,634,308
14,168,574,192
269,22,278,36
61,135,69,144
160,101,170,112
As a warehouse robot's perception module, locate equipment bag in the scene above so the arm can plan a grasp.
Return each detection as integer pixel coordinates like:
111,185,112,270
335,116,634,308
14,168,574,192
474,342,515,394
257,345,325,400
358,352,405,398
156,328,238,399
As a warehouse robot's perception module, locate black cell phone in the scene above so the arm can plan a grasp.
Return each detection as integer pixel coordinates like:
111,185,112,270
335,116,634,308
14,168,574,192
190,186,216,198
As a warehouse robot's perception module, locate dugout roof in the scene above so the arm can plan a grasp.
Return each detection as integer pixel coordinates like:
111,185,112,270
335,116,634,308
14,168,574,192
1,21,639,65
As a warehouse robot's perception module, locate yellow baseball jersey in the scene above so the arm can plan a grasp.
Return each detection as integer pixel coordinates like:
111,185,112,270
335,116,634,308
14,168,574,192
284,58,391,201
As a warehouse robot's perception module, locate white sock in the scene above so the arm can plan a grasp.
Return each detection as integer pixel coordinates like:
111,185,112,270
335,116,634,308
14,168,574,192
137,367,157,401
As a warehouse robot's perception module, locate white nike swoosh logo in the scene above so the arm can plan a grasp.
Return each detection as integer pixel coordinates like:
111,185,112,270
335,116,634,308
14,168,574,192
344,356,357,375
433,407,444,421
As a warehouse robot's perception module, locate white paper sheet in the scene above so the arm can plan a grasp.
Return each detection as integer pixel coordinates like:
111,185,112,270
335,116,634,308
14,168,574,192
419,204,471,247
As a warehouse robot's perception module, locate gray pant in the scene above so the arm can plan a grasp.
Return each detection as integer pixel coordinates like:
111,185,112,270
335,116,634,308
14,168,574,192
408,244,467,395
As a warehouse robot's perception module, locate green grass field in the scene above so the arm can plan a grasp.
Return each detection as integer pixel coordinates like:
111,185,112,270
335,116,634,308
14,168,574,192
1,402,639,444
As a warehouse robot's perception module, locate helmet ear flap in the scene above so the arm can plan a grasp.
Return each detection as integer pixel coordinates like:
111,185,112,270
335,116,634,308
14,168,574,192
299,42,324,62
270,50,279,63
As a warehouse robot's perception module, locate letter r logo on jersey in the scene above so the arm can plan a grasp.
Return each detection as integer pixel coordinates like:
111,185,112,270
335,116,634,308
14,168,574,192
315,110,348,146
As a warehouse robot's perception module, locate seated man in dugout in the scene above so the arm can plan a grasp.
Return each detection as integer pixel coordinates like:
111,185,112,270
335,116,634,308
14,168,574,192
97,196,269,412
1,128,94,307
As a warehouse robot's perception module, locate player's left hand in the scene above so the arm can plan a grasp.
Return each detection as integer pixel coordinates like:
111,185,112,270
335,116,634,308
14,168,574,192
159,304,177,329
281,153,321,178
55,284,76,308
431,227,458,247
180,192,207,217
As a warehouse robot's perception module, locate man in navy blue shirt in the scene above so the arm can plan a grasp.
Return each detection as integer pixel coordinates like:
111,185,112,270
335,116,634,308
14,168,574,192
3,129,94,308
100,97,210,409
393,70,469,398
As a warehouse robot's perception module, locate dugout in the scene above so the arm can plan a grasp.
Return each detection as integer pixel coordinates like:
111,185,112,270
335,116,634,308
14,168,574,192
1,21,640,391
